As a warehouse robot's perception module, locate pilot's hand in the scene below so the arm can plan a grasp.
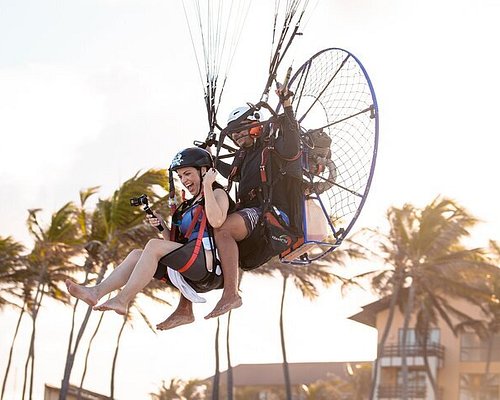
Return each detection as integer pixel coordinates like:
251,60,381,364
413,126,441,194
276,84,293,107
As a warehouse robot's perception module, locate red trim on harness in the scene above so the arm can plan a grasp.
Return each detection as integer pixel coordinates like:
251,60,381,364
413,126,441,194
183,205,203,239
178,207,207,273
280,236,305,257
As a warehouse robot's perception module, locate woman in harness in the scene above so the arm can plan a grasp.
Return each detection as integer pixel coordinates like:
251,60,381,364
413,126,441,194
206,86,303,319
65,147,235,330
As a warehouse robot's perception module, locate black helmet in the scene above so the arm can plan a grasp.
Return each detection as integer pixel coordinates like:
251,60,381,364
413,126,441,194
170,147,213,171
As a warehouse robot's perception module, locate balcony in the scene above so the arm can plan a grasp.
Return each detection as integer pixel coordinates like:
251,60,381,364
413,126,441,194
378,385,426,398
380,343,445,367
378,385,444,399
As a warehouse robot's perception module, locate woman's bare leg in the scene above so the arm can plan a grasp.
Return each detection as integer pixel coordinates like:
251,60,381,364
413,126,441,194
94,239,182,315
156,295,194,330
66,249,143,306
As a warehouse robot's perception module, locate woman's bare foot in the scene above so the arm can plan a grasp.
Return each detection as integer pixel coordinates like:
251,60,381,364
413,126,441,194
204,295,242,319
93,296,128,315
66,279,99,307
156,311,195,331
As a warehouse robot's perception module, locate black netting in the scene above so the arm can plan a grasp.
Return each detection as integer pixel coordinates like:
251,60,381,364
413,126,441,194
290,48,378,243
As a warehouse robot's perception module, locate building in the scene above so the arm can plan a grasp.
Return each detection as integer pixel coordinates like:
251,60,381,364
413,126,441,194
44,384,110,400
210,361,371,399
349,295,500,399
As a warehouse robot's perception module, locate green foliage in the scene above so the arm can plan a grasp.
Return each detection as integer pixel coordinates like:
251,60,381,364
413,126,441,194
150,378,190,400
353,196,499,334
0,236,25,307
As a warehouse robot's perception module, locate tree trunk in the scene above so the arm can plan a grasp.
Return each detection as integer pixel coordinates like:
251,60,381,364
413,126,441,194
369,272,403,400
110,315,127,400
401,283,416,400
59,263,108,400
1,302,26,399
77,310,106,400
226,274,243,400
21,331,33,400
226,310,233,400
418,324,438,399
280,276,292,400
482,335,494,398
63,260,93,391
211,319,221,400
22,282,44,400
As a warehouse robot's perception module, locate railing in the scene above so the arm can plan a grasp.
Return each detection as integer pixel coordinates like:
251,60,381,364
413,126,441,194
381,343,445,359
378,385,426,398
378,385,444,399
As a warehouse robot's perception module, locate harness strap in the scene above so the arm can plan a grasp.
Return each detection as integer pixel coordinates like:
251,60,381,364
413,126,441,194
183,205,203,239
169,189,187,242
178,208,207,273
260,146,272,183
227,149,247,192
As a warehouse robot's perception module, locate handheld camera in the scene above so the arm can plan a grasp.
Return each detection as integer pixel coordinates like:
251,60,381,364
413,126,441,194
130,194,164,232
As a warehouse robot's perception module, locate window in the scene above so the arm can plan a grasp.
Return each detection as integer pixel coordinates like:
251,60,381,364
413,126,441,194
397,370,426,387
398,328,440,346
396,370,427,397
460,333,500,362
459,374,500,400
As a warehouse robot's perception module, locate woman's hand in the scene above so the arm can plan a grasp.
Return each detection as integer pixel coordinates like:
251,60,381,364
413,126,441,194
202,168,218,191
146,213,164,229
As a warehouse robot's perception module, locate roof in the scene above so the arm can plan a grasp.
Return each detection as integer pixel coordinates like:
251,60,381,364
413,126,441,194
44,384,110,400
207,361,371,386
348,296,391,327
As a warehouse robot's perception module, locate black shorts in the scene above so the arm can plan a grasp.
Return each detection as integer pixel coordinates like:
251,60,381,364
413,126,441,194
154,240,223,292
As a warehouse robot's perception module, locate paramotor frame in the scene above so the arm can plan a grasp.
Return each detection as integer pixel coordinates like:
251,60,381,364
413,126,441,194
280,47,379,264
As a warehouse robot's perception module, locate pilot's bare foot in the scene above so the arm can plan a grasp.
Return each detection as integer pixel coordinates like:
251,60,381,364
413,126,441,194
93,297,127,315
66,279,98,307
204,295,242,319
156,311,195,331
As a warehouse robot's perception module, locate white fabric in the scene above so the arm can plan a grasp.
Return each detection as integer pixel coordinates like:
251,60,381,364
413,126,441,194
167,268,206,303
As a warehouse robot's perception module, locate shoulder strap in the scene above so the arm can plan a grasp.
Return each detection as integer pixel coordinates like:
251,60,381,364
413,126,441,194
178,208,207,273
227,149,247,192
183,205,204,239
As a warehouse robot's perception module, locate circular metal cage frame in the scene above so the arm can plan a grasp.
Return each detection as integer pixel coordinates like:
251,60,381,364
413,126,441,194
282,47,379,264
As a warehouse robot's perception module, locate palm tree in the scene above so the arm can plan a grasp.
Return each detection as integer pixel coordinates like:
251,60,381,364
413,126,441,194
0,236,25,306
217,267,275,400
225,310,234,400
224,272,248,400
346,363,372,400
63,187,102,400
18,203,82,400
0,236,26,399
150,378,186,400
259,249,353,400
476,240,500,396
76,297,107,400
211,318,221,400
300,377,348,399
181,378,209,399
353,197,498,400
59,168,169,399
109,281,170,399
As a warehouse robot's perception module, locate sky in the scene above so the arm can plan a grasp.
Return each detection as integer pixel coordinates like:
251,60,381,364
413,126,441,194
1,0,500,399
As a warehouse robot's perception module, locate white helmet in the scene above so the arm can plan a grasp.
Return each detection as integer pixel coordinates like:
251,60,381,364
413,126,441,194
227,104,262,125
